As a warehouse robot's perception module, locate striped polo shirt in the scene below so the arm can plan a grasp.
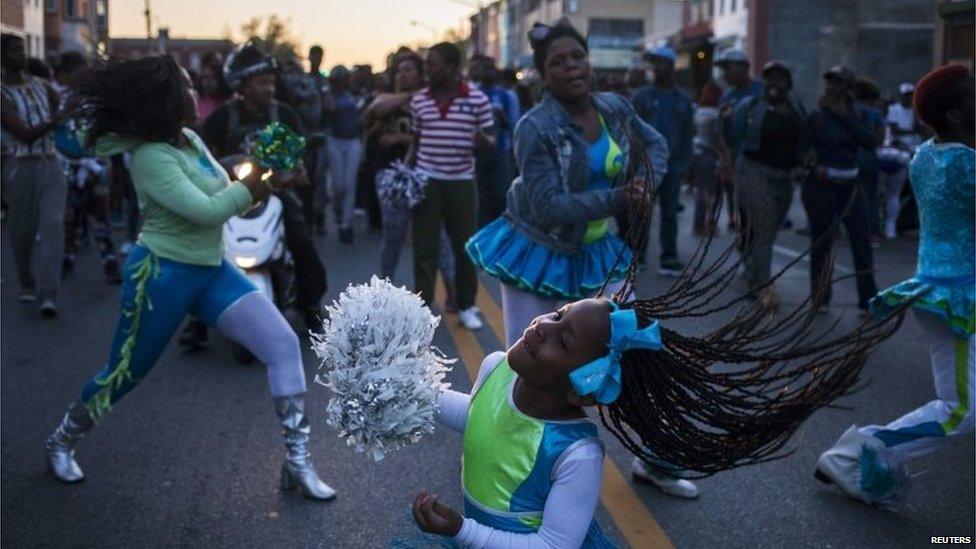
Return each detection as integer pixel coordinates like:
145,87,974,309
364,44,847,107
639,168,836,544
411,81,493,180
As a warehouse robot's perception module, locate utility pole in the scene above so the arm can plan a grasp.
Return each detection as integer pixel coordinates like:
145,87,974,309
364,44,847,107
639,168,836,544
144,0,153,53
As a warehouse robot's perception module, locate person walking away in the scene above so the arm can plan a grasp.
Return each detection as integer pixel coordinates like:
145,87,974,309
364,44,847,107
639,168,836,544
631,45,693,275
411,42,495,330
816,64,975,507
200,39,328,335
879,83,922,239
1,34,68,316
323,65,363,243
803,66,878,313
363,51,459,308
43,57,335,500
469,54,519,227
715,48,763,231
54,51,122,284
689,82,731,238
277,56,327,238
196,54,231,124
306,45,331,235
727,61,810,311
853,78,886,247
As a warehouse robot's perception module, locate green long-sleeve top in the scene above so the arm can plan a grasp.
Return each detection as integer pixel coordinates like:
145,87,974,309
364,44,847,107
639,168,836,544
96,128,255,266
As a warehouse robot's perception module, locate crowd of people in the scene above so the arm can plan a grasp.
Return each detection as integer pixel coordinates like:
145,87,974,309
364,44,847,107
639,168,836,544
1,14,973,547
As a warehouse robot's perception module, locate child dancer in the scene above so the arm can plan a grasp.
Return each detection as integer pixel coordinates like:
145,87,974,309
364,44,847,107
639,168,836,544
406,282,900,547
816,64,974,505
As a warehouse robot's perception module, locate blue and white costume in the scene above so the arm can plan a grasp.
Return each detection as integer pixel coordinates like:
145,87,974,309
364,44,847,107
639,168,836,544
817,139,975,504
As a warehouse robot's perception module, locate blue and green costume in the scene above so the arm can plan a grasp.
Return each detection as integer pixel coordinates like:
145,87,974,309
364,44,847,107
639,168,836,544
466,115,632,300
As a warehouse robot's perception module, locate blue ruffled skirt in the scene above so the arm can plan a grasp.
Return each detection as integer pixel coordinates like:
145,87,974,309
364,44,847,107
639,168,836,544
465,218,632,301
870,276,975,338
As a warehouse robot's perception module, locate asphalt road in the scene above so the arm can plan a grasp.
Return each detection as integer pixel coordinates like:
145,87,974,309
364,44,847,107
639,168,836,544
2,192,973,548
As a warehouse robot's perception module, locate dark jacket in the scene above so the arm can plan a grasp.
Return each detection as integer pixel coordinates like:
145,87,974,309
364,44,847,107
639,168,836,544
728,94,811,168
631,84,694,173
809,106,876,171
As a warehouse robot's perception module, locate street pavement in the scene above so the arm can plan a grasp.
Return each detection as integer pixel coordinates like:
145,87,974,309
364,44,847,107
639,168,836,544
2,191,973,548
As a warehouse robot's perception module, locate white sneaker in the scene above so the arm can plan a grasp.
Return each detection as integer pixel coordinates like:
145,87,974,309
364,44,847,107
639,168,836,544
631,456,699,499
40,299,58,318
884,222,897,240
19,289,37,303
458,307,484,330
815,425,907,506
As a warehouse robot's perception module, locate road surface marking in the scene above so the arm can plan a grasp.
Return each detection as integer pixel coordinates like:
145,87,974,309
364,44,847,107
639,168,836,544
436,279,674,548
773,244,853,275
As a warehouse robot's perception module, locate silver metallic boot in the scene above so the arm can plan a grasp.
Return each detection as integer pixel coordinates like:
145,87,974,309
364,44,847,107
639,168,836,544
44,399,95,483
273,394,336,501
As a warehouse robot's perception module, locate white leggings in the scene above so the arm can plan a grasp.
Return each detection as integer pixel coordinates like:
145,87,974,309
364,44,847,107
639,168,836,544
859,309,975,460
327,137,363,229
500,280,628,348
879,167,908,234
216,292,307,397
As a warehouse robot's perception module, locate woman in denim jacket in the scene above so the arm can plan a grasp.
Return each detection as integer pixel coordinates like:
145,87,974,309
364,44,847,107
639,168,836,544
466,20,667,346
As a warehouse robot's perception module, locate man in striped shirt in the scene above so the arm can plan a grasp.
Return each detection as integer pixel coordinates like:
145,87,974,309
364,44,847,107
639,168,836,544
411,42,495,330
1,34,67,317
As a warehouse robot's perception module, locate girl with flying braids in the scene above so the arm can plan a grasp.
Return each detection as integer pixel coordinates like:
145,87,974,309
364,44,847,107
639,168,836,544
397,47,905,548
816,64,975,506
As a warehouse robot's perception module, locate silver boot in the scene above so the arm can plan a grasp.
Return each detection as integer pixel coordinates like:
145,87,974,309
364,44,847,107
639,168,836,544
44,399,95,483
273,394,336,501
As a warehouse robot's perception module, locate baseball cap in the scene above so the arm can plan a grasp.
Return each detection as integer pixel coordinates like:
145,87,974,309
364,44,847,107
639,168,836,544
899,82,915,95
822,65,855,84
715,48,749,66
644,45,676,64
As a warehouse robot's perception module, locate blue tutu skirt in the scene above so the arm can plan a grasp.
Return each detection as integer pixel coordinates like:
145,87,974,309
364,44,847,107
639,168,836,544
465,218,632,301
870,277,975,338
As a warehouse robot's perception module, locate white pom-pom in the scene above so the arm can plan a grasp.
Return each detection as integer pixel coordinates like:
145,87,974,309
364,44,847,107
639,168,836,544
311,276,454,461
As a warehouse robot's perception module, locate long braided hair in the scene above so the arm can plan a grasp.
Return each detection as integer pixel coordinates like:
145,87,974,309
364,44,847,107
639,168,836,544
594,113,910,478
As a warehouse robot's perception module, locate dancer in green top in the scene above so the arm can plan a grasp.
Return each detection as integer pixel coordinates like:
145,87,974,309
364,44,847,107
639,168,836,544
43,56,336,501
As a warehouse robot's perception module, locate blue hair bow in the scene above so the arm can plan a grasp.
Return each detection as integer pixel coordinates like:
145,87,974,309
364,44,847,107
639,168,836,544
569,305,661,404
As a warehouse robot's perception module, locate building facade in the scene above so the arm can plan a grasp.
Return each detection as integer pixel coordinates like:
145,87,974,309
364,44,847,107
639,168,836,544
43,0,108,59
752,0,936,104
2,0,47,58
470,0,657,72
933,0,974,68
111,29,235,74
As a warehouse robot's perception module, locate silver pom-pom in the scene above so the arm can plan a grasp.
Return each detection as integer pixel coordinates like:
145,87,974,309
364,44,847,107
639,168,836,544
311,276,454,461
376,159,430,210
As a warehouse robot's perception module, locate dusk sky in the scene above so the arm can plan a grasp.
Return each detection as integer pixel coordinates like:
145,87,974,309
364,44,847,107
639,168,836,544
109,0,474,68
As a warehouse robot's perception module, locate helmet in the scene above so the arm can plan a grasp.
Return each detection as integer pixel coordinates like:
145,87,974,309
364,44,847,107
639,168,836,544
223,38,277,91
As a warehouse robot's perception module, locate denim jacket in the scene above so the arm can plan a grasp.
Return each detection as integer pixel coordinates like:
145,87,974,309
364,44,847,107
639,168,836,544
504,92,668,255
728,94,811,168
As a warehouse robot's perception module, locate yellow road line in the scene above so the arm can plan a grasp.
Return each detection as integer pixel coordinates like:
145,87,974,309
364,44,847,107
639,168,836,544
436,280,673,549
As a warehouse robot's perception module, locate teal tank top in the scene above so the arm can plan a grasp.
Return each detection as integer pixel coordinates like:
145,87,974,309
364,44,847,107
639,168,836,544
583,115,624,244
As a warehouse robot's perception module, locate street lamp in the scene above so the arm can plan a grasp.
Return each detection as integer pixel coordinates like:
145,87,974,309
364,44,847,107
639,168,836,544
410,20,438,42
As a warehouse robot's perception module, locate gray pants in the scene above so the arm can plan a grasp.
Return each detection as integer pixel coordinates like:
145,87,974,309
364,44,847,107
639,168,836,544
733,156,793,292
327,137,363,229
376,173,455,284
4,156,67,301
